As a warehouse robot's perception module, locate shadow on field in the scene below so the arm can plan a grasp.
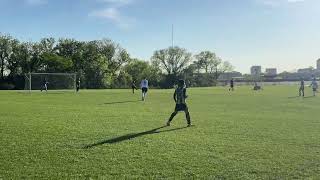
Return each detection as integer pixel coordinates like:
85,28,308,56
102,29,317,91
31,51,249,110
17,91,74,95
288,95,317,99
83,126,189,148
304,96,316,99
103,100,140,105
288,96,301,99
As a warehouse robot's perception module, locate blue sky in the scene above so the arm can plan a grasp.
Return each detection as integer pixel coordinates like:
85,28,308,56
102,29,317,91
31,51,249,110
0,0,319,73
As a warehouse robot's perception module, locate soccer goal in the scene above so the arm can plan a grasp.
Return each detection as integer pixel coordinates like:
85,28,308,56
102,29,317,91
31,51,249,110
24,73,77,93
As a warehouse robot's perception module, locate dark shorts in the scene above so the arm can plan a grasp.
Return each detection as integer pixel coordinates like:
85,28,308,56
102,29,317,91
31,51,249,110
175,104,188,112
313,88,317,92
230,85,234,88
142,87,148,93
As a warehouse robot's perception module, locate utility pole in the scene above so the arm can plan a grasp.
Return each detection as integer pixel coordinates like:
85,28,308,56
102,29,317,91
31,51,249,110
171,24,174,48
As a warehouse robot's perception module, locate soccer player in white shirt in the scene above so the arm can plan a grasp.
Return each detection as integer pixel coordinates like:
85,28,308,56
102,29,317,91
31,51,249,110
141,78,149,101
310,78,318,96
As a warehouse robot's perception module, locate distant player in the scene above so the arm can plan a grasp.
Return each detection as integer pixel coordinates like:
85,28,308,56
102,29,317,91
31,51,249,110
299,78,305,97
253,82,262,91
229,79,234,91
141,78,149,101
166,79,191,127
40,79,48,92
310,78,318,96
131,81,138,94
76,78,80,92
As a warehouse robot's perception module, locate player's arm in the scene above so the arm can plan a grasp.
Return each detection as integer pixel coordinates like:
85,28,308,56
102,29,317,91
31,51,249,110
184,88,188,99
173,90,177,102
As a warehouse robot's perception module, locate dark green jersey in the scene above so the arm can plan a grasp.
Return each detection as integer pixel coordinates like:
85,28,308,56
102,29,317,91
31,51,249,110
174,87,187,104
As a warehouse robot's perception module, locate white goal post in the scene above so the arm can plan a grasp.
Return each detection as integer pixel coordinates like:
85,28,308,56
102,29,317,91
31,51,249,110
24,73,77,93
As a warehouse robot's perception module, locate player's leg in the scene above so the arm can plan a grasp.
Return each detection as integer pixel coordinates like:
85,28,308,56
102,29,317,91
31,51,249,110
45,84,47,92
299,87,302,96
144,89,148,100
141,88,145,101
167,111,178,126
184,106,191,126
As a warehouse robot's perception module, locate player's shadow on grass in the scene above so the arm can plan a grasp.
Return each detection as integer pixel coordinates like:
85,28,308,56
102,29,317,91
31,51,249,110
304,96,316,99
288,96,315,99
83,126,188,148
103,100,140,105
288,96,301,99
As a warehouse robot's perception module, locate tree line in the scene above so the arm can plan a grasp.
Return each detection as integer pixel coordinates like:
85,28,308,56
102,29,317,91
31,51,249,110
0,33,233,89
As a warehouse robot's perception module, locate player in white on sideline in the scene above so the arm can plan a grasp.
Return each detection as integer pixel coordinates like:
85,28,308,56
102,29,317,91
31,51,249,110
310,78,318,96
141,78,149,101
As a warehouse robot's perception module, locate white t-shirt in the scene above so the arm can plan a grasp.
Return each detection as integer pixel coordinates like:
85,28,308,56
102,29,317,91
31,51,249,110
311,80,318,89
141,79,149,88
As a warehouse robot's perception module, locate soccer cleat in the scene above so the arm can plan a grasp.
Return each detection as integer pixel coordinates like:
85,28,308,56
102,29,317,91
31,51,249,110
166,122,171,126
187,124,192,127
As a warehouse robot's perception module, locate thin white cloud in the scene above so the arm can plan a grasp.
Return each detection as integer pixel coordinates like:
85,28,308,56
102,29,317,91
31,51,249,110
25,0,48,5
259,0,305,7
89,0,136,29
287,0,304,2
99,0,133,7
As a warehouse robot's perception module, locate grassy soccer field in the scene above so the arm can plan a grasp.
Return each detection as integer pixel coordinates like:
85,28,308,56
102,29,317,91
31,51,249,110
0,86,319,179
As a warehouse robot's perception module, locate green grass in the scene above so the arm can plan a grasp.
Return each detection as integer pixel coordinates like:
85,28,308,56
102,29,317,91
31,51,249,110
0,86,320,179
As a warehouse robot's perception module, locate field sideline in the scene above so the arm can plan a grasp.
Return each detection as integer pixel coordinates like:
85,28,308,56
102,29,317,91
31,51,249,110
0,86,319,179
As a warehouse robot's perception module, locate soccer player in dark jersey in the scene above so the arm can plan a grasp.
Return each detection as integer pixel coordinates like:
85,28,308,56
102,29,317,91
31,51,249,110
166,79,191,127
229,78,234,91
76,78,81,92
299,78,305,97
131,81,138,94
41,79,48,92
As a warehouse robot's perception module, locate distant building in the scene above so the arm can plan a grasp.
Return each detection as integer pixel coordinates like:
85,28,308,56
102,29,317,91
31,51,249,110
317,59,320,70
297,67,314,74
265,68,277,76
218,71,242,80
251,66,262,76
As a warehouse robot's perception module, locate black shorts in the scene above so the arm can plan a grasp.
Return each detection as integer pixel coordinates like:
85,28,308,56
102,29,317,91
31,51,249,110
142,87,148,93
175,104,188,112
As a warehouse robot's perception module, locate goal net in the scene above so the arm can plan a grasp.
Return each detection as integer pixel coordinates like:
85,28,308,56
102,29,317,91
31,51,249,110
25,73,77,92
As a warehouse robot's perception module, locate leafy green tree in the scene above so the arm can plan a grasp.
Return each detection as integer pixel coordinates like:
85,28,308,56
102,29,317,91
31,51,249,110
81,41,110,88
40,38,56,53
195,51,217,73
152,47,191,76
152,46,192,87
209,59,234,80
97,39,131,76
124,59,161,87
40,53,73,72
0,34,13,79
55,38,84,73
6,38,24,77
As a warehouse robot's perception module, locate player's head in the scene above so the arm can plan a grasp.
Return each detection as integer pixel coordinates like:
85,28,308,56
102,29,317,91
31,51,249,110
178,79,185,87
